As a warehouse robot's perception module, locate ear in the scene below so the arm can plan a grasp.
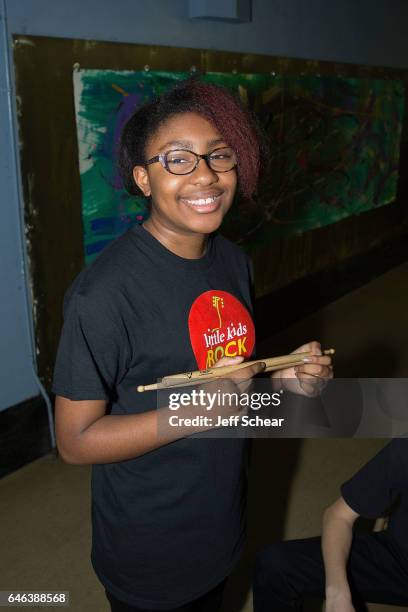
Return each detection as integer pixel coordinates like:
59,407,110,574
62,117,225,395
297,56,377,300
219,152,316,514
132,166,151,197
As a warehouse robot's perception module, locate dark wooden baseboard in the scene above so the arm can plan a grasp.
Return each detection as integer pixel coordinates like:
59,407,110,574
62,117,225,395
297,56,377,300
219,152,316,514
0,395,54,479
255,232,408,340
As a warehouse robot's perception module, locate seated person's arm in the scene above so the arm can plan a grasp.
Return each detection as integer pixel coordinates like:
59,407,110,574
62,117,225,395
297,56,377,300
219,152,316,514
322,496,359,612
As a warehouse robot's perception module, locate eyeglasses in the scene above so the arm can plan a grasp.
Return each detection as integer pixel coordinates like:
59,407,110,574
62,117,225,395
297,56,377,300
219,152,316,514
144,147,237,176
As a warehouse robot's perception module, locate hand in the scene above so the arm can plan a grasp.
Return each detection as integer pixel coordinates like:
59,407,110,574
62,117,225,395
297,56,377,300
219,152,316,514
212,355,266,394
271,340,333,397
199,355,266,421
164,357,265,437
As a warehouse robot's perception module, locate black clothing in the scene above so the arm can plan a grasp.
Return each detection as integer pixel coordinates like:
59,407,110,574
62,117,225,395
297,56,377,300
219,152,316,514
105,579,226,612
253,439,408,611
52,223,255,609
341,438,408,553
253,532,408,612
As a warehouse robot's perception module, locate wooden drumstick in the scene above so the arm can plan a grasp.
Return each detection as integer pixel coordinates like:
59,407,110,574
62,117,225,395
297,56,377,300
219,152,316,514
137,348,335,392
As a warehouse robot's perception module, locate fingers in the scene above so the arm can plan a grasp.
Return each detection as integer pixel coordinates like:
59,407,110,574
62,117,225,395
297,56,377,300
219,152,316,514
212,356,244,368
199,358,266,411
309,341,323,356
291,340,322,355
298,380,321,397
297,374,328,397
295,362,333,378
232,362,266,396
295,349,333,396
295,362,332,398
212,356,266,382
297,350,333,381
282,340,334,398
303,355,332,366
296,369,333,381
204,357,265,398
228,361,266,384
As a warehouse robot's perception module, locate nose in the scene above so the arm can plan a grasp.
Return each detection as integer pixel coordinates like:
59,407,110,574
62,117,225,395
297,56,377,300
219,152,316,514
191,157,219,185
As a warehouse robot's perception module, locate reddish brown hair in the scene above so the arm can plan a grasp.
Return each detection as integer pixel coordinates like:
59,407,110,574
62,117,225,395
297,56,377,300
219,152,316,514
119,77,264,201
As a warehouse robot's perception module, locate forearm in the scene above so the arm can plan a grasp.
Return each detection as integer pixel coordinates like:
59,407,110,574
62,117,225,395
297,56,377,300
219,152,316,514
61,405,208,465
322,508,353,597
58,359,264,465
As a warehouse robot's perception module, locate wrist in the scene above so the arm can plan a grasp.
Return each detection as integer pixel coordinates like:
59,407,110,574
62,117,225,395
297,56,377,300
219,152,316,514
326,584,352,601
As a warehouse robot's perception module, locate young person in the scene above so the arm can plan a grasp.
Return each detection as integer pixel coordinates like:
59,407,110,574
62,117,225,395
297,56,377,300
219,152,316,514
52,78,332,612
253,438,408,611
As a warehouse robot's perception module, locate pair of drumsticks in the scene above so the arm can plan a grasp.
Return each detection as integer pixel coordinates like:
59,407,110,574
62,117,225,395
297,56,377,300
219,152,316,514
137,348,335,392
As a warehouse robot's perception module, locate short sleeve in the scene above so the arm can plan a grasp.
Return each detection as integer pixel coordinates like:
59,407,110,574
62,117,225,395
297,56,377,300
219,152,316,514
52,290,128,401
341,441,402,519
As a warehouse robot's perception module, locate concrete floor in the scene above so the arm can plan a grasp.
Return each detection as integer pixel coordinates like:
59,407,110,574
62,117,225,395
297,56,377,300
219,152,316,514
1,262,408,611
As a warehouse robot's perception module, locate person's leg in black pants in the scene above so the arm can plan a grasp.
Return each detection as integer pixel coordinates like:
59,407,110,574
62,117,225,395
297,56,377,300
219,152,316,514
253,537,326,612
253,532,408,612
105,578,226,612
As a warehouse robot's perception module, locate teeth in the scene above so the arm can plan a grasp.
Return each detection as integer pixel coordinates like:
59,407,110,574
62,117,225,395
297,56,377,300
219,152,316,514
184,195,219,206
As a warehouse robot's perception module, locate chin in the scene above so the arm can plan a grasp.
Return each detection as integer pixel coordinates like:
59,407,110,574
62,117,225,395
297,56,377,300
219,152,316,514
183,203,231,233
185,213,225,235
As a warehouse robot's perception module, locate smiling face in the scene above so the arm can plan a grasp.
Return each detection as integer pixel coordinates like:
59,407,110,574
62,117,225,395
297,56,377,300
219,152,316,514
132,112,237,239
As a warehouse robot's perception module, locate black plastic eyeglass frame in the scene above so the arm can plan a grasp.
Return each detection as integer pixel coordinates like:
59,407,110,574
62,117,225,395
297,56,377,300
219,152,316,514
144,147,237,175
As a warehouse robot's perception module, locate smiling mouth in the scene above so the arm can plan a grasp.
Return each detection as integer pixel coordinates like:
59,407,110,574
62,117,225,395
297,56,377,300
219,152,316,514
180,193,222,207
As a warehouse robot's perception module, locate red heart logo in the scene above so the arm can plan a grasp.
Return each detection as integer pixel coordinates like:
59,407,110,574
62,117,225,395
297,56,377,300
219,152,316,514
188,290,255,369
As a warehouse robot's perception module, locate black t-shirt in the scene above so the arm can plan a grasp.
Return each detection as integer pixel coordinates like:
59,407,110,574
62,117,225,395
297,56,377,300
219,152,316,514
341,439,408,552
52,223,255,609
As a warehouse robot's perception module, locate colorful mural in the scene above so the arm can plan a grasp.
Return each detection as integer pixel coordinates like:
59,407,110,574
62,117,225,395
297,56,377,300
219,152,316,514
73,70,404,262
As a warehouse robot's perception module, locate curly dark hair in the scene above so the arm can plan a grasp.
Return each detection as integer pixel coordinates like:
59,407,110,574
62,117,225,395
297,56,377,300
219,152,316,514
118,77,264,201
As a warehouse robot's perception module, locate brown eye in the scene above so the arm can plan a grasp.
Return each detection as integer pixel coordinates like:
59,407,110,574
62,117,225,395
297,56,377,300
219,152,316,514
208,148,237,171
165,150,197,174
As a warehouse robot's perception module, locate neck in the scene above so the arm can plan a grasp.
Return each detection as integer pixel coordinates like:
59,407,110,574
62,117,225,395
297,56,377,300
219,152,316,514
142,218,208,259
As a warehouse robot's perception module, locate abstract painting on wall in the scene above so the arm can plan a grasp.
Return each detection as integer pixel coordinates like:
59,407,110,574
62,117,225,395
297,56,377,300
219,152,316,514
73,70,404,262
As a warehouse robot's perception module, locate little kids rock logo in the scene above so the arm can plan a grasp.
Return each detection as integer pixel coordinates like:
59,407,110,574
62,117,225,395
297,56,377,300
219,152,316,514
188,290,255,369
